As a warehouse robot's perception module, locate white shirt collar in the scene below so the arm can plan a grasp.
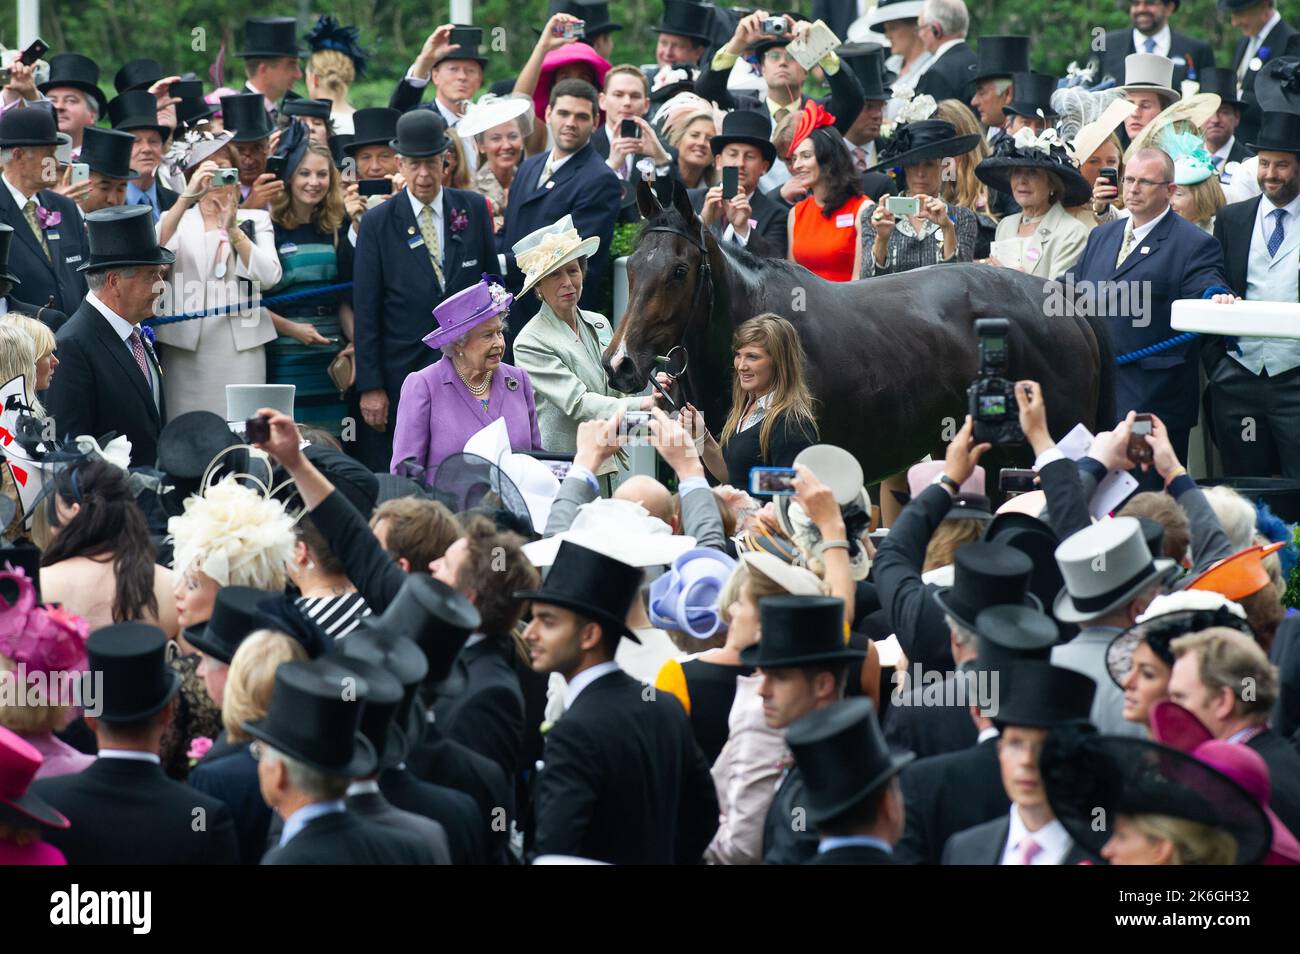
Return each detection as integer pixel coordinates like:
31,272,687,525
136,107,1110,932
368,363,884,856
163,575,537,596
545,149,576,173
345,780,381,796
1254,10,1282,43
84,289,138,343
279,799,347,847
437,99,463,126
1211,136,1235,161
563,660,621,710
1129,204,1171,244
1132,25,1171,56
2,170,34,207
407,187,442,221
97,749,162,764
1259,186,1300,220
1002,805,1073,864
977,725,1000,744
929,38,964,63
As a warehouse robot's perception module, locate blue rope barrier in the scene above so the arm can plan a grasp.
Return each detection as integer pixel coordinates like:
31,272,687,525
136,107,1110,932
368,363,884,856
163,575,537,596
143,281,354,327
1114,331,1201,366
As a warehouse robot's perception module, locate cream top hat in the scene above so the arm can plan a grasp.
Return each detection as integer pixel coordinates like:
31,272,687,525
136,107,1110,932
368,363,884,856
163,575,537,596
1119,53,1181,104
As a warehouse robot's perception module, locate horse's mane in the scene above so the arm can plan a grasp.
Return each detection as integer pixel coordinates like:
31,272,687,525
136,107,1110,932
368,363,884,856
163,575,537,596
636,206,806,279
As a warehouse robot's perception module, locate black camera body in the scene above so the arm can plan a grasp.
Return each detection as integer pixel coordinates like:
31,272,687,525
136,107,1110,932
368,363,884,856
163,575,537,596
966,318,1023,446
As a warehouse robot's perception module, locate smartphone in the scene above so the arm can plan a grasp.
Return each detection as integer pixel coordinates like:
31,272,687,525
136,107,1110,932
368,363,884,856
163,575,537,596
19,39,48,66
722,166,739,201
885,195,921,216
1099,167,1118,190
620,118,639,140
244,414,271,444
553,20,586,38
69,163,89,185
623,410,653,445
358,178,393,197
213,167,240,187
1128,413,1154,466
999,468,1038,495
749,466,798,496
449,26,482,51
265,155,286,179
170,79,203,99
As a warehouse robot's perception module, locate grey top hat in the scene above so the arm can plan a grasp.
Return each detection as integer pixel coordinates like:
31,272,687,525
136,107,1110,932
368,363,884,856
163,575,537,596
227,384,295,423
1118,53,1181,104
1054,517,1177,624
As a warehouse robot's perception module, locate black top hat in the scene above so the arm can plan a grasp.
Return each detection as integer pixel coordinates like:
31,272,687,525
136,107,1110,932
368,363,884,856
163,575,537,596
1041,733,1271,864
155,410,244,511
357,574,481,683
390,109,452,157
435,25,489,68
0,224,23,286
184,586,270,665
837,43,892,101
177,94,220,130
869,119,982,172
1195,67,1245,108
239,16,306,58
78,127,140,181
78,205,177,273
992,661,1096,728
1105,605,1255,689
37,53,108,117
326,656,408,770
972,604,1059,672
971,35,1031,83
710,108,777,164
220,93,275,143
652,0,714,44
1002,71,1060,119
340,630,429,749
975,128,1094,207
114,59,164,95
515,540,644,643
983,516,1066,627
344,107,401,155
108,91,170,138
0,106,70,148
243,659,377,777
282,98,333,121
88,623,182,722
933,542,1041,630
1249,111,1300,156
740,595,867,668
786,698,915,825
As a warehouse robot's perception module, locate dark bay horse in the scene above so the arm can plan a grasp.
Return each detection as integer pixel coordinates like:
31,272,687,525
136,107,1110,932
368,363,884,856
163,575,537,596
603,180,1115,484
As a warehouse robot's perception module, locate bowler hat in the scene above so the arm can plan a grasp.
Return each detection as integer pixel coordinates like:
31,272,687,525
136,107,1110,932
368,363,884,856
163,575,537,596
515,539,644,643
1053,517,1176,623
651,0,713,44
239,16,305,58
740,595,866,668
114,59,164,95
933,542,1041,630
991,661,1096,728
390,109,451,157
0,726,69,830
837,43,893,101
971,604,1059,672
88,623,182,722
1002,71,1060,119
243,659,376,776
78,205,176,273
0,224,23,286
340,630,429,750
0,106,70,148
344,107,400,155
709,108,777,164
184,586,269,665
326,655,408,769
108,91,170,138
219,92,275,143
37,53,108,117
1248,111,1300,156
971,35,1031,83
357,574,481,684
786,698,915,824
78,127,140,181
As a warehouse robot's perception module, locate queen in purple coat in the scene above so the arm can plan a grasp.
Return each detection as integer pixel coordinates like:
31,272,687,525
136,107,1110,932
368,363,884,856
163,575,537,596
391,277,543,481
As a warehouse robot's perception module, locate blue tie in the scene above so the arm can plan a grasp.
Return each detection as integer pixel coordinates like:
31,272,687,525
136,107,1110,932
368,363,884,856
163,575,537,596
1268,208,1287,257
1143,37,1156,53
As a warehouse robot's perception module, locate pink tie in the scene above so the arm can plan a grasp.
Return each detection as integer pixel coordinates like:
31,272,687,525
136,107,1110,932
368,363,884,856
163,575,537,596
1018,837,1042,865
129,328,152,385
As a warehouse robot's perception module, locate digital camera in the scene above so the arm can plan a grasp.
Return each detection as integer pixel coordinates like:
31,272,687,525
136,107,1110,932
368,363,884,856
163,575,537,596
966,318,1023,446
761,16,788,34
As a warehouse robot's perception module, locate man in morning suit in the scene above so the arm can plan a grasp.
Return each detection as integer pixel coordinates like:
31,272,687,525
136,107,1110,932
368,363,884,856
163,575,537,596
1059,147,1230,462
788,698,913,865
741,595,865,865
0,107,88,315
1226,0,1296,150
32,625,239,865
0,224,65,330
1198,68,1253,171
500,78,621,330
1085,0,1215,89
45,205,168,467
914,0,978,105
111,90,179,223
352,109,496,472
519,540,718,864
249,658,441,865
1206,112,1300,477
942,662,1097,865
689,109,790,259
389,23,487,133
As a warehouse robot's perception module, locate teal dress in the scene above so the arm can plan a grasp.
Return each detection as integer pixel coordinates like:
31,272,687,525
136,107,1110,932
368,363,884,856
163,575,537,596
265,219,354,435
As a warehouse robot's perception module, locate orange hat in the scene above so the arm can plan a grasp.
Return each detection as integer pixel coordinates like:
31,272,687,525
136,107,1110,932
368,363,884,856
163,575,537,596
1186,542,1285,601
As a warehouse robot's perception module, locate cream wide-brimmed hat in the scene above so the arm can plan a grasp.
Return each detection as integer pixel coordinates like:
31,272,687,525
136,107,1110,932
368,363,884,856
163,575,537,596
457,93,534,140
511,214,601,297
1066,98,1136,164
1125,92,1222,161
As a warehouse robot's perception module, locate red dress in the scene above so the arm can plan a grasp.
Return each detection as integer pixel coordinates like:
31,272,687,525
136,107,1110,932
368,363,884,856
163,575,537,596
791,194,869,282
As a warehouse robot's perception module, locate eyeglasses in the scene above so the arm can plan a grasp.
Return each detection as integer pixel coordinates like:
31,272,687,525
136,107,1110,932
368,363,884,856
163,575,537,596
1122,175,1171,189
763,49,794,63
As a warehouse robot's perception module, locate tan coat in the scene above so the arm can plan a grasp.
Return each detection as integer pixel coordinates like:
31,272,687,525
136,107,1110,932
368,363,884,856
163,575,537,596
994,201,1091,278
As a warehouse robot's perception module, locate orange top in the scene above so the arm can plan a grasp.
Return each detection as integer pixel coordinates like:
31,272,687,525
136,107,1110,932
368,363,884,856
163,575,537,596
791,194,869,282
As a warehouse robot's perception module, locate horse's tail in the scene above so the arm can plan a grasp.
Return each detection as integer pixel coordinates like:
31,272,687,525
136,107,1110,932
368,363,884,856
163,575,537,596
1082,309,1117,432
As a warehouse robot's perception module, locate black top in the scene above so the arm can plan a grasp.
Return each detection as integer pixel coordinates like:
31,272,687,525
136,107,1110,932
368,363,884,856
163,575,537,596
722,409,818,489
681,658,755,766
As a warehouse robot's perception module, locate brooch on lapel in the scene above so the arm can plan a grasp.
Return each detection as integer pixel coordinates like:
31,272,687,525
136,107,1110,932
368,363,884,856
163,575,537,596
506,376,519,391
450,208,468,234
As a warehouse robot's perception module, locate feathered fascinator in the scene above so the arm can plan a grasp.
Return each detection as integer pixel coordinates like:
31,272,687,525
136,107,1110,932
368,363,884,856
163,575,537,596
163,125,235,177
272,117,310,182
0,565,89,674
167,474,298,590
1051,86,1125,148
305,15,370,78
788,99,836,157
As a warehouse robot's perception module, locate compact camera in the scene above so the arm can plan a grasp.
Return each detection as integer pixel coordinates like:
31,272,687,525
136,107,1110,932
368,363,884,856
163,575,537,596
761,16,788,34
212,167,240,187
967,318,1023,446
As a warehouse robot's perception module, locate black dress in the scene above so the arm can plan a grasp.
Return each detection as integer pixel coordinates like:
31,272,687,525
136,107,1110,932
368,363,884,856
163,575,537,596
680,659,755,766
722,410,819,488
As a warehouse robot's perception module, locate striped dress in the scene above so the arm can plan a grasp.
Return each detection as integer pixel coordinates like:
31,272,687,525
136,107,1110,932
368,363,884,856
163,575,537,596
295,592,372,640
265,220,355,435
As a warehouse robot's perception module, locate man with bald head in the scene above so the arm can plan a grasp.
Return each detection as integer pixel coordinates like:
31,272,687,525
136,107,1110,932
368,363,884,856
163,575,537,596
615,475,677,529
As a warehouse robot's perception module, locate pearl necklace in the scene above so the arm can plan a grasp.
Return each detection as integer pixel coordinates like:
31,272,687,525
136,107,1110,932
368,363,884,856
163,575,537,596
457,364,492,396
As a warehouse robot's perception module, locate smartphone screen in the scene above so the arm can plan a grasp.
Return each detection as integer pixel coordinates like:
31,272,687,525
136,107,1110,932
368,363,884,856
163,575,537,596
749,467,797,496
620,118,639,139
722,166,739,200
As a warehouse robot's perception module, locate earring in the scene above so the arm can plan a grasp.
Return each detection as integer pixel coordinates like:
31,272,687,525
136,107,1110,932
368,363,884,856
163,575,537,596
306,560,317,571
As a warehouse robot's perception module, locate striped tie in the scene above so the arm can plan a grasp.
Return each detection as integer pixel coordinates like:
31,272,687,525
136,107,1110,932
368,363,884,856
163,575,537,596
23,199,50,260
1267,208,1287,258
1115,224,1136,268
129,328,152,386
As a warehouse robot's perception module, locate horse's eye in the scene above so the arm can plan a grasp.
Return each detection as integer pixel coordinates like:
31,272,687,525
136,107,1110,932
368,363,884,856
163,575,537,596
672,265,689,280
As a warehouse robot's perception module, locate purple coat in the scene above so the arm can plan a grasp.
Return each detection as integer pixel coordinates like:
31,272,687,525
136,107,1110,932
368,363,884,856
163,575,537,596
391,356,543,481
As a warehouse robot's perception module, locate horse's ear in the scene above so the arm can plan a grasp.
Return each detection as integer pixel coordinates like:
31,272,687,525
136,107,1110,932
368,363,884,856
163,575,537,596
671,178,697,224
635,178,662,219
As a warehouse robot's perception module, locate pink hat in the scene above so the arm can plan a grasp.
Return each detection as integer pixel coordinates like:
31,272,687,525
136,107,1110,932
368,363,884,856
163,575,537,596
0,726,69,829
1193,740,1300,865
1147,699,1213,752
532,43,611,120
906,460,985,499
0,565,90,674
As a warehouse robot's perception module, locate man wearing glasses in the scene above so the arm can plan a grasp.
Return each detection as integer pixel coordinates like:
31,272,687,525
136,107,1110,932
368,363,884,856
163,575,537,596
1058,148,1230,464
1087,0,1215,89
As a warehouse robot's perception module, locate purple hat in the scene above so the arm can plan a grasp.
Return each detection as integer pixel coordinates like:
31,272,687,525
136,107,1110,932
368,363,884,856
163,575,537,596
423,275,514,351
648,548,737,639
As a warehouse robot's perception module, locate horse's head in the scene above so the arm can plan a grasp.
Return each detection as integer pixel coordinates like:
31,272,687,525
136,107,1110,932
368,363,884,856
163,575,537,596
603,178,715,393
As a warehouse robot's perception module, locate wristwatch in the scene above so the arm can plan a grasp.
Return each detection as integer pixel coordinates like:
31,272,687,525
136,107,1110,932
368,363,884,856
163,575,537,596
931,472,960,494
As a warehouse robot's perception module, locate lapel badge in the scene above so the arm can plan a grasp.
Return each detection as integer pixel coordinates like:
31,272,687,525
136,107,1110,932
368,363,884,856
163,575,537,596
407,226,416,235
546,180,555,189
1140,246,1150,254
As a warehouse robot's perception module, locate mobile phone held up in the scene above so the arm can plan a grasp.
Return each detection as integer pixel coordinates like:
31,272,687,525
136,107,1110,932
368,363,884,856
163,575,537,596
1098,167,1118,190
999,468,1037,496
885,194,921,217
69,163,90,186
1127,413,1154,466
722,166,739,201
358,178,393,197
750,466,797,496
620,118,639,140
244,414,271,444
19,39,49,66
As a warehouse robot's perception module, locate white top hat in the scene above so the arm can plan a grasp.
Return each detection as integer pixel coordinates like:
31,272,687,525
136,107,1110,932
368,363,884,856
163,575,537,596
226,384,294,423
1119,53,1181,104
523,498,697,569
1053,516,1176,623
511,214,601,298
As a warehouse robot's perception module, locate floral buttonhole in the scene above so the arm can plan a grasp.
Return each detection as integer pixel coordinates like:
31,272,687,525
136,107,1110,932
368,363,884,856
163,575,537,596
450,208,468,234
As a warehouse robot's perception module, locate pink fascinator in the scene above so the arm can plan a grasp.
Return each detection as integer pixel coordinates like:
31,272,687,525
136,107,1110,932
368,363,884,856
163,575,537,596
0,565,90,674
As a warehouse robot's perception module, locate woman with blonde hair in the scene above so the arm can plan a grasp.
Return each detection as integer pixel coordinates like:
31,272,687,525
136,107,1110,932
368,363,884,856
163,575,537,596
189,629,308,864
0,322,53,539
666,109,719,190
933,100,996,225
304,15,369,136
0,313,57,398
685,314,819,488
1163,131,1226,233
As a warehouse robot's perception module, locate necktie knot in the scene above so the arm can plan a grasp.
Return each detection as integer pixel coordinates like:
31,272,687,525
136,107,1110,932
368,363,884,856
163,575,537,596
1019,836,1042,865
1143,37,1156,53
1267,207,1288,257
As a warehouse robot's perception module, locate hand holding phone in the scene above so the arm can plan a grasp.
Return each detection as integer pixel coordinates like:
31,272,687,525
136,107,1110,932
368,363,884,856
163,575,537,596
245,414,271,444
750,466,798,496
620,118,639,140
1127,413,1154,466
19,39,48,66
722,166,739,201
885,194,921,217
69,163,90,186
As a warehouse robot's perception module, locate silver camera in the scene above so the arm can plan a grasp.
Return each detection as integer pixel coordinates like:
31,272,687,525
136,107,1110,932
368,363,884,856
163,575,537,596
761,16,788,35
212,167,240,187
